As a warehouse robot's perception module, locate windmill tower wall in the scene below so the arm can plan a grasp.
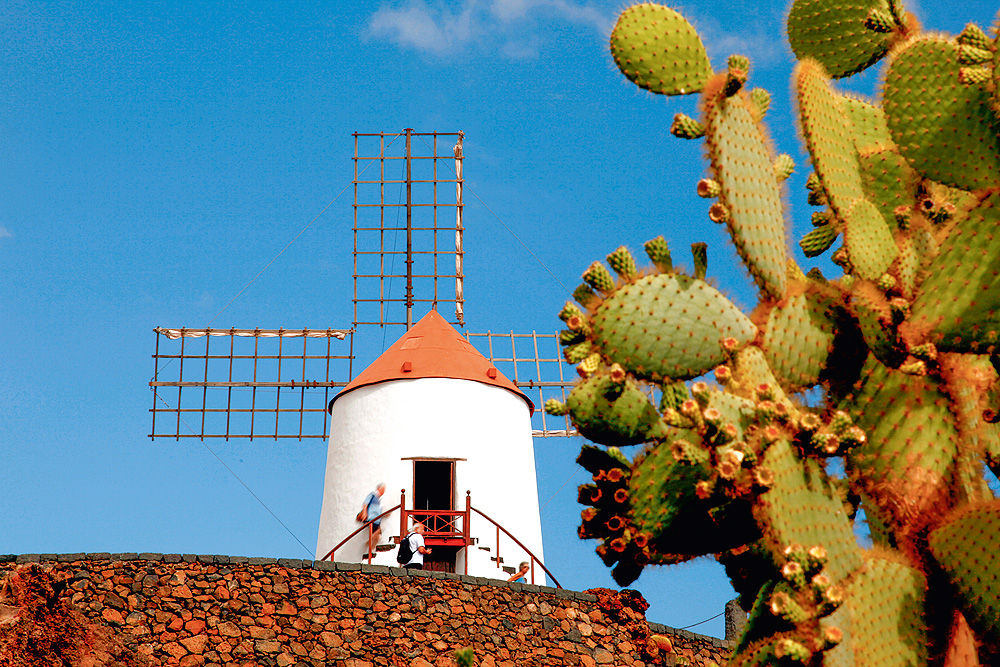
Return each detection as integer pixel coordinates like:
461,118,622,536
315,311,546,584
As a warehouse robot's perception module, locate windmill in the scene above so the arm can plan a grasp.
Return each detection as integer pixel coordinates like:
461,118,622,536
148,129,578,582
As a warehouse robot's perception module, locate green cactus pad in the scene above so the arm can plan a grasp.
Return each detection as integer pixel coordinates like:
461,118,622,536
845,359,961,541
629,436,759,554
795,60,865,224
704,91,788,298
909,191,1000,353
589,273,757,382
753,438,862,582
566,373,667,447
758,289,839,392
842,97,894,153
843,197,898,280
846,552,928,667
858,148,919,227
928,500,1000,643
610,3,713,96
884,36,1000,191
787,0,901,78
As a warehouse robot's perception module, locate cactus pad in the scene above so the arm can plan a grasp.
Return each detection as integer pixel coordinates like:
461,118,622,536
704,91,788,298
908,191,1000,354
883,36,1000,191
846,552,929,667
842,198,898,280
758,289,840,392
795,60,865,223
928,501,1000,643
787,0,902,79
565,373,667,447
589,272,757,381
610,3,713,96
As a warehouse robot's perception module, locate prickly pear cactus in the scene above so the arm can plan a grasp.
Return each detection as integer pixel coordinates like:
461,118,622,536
549,3,1000,665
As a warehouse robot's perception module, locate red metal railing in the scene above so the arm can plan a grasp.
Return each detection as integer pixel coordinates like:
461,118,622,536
321,490,560,588
320,504,401,564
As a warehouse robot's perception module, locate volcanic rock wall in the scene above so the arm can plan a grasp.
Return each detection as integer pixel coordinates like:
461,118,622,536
0,554,734,667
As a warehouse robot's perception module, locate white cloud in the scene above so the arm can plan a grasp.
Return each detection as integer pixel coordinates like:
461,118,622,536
368,0,612,56
0,227,11,240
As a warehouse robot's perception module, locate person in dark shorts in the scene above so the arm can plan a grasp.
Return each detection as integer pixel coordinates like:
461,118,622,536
358,483,386,559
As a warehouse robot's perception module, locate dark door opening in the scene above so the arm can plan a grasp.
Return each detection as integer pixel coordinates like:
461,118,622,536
413,460,455,535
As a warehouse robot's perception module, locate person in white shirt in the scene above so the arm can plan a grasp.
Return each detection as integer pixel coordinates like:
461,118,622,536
404,522,432,569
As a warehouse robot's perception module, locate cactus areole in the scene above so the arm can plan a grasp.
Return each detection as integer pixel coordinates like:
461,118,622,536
550,2,1000,665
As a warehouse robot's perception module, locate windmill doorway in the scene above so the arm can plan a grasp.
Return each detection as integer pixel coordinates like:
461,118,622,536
411,458,460,573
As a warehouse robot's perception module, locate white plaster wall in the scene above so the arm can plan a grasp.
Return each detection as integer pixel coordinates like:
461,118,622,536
316,378,546,585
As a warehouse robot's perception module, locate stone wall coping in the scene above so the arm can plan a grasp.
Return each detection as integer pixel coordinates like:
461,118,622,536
1,552,728,647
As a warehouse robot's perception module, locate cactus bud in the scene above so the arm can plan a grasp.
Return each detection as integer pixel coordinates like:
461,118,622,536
703,407,722,425
559,301,584,323
670,113,706,139
721,336,740,353
959,66,991,85
714,365,733,384
680,399,700,417
544,399,569,416
800,223,839,258
782,560,806,588
893,204,912,229
577,353,601,377
865,7,896,32
564,340,593,364
644,236,673,273
812,432,840,455
773,154,795,181
811,210,833,227
957,23,991,50
691,381,710,405
770,590,809,624
697,178,721,198
959,44,993,66
798,413,821,432
717,458,739,479
829,411,851,433
889,297,911,322
560,329,584,345
606,246,638,281
753,466,774,488
755,384,775,401
877,273,897,292
718,423,739,443
727,54,751,73
613,488,629,504
775,639,811,662
750,87,770,121
573,283,598,308
671,439,697,462
761,424,782,443
608,363,627,384
821,626,844,649
691,242,708,280
695,479,714,499
606,467,624,483
841,426,866,448
583,261,616,294
899,359,928,375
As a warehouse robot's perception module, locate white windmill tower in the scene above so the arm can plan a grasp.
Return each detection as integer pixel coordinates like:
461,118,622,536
316,308,549,583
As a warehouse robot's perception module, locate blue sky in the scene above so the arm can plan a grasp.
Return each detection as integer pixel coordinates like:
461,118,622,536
1,0,995,639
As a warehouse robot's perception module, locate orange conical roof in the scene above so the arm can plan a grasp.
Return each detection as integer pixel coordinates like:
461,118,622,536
333,310,534,414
